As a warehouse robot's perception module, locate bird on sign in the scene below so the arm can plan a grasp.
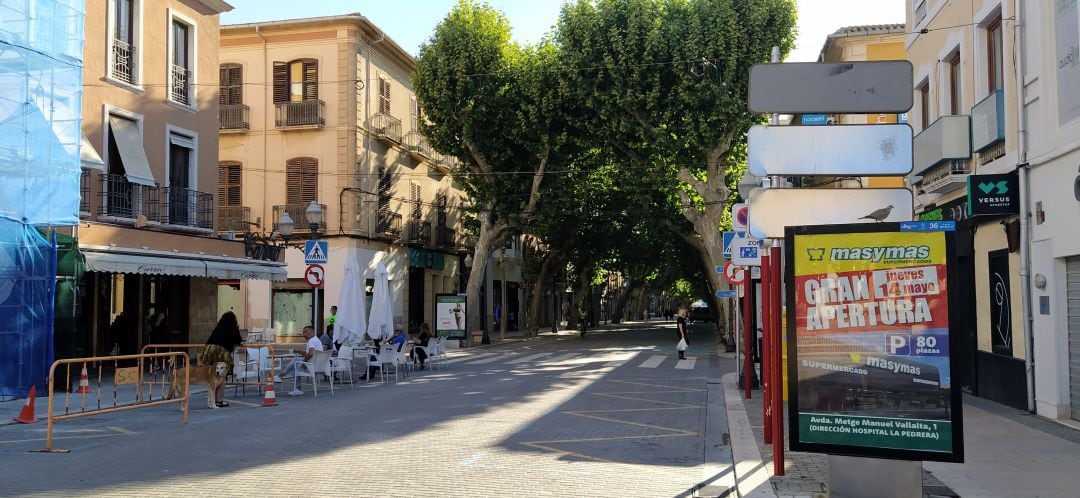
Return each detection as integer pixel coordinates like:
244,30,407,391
859,205,894,222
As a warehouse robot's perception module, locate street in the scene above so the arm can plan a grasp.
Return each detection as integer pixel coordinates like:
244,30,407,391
0,322,730,497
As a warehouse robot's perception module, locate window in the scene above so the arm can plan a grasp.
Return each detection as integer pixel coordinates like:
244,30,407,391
378,76,391,114
218,162,242,207
918,83,931,130
410,181,422,219
947,53,961,116
436,192,447,228
987,17,1003,92
109,0,138,84
219,64,242,105
166,132,195,224
285,157,318,204
913,0,927,26
410,96,419,131
273,59,318,103
169,15,194,105
377,166,392,213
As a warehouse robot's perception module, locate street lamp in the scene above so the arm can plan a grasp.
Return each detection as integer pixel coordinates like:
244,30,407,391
278,211,295,245
737,168,759,201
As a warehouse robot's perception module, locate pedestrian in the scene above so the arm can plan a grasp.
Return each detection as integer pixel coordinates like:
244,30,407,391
413,322,432,369
149,310,169,345
675,308,689,360
199,311,243,407
321,323,337,351
327,305,337,328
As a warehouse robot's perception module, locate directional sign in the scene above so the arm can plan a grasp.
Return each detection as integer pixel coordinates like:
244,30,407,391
747,188,914,239
748,124,913,177
801,114,828,125
731,203,749,232
731,237,762,266
304,264,325,288
715,290,738,298
723,261,744,285
304,240,329,264
749,61,914,114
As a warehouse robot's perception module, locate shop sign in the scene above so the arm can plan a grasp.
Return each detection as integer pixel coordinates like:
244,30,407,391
784,223,964,463
434,293,467,339
966,171,1019,216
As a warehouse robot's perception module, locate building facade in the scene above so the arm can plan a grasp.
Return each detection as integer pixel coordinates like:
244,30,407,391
74,0,283,358
218,15,470,340
906,0,1027,408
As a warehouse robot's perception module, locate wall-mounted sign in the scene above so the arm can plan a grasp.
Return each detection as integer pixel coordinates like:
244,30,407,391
748,124,913,177
748,188,914,239
784,223,963,463
966,171,1018,216
434,293,467,339
802,114,829,126
749,61,914,114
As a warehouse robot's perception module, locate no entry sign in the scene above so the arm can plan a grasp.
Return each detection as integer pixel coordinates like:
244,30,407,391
304,264,325,288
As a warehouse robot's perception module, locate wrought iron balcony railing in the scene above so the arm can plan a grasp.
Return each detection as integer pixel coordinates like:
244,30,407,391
403,131,433,161
436,226,457,248
406,219,432,245
98,173,159,222
272,203,328,234
218,205,251,233
220,104,250,131
170,64,191,105
375,210,402,239
275,100,325,128
80,170,91,215
161,186,213,229
372,112,402,144
111,39,135,84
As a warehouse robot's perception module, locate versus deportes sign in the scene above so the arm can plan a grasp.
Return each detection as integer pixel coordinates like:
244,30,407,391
967,172,1018,216
784,223,964,463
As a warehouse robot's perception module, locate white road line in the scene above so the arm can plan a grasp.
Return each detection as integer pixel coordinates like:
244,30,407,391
506,353,552,364
638,355,667,368
446,352,498,364
674,357,697,370
540,353,581,363
467,354,514,364
603,360,627,367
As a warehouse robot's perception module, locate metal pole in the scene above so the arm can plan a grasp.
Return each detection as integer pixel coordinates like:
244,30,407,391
762,250,772,445
771,245,784,476
744,277,753,399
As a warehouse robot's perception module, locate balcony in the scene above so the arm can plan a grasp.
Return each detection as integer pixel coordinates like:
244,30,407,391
275,100,325,128
220,104,249,132
273,203,327,234
406,219,432,245
170,64,191,106
80,170,91,216
436,226,456,249
161,186,213,230
919,159,970,195
218,205,252,233
372,113,402,144
375,210,402,240
433,153,455,175
403,131,433,162
913,115,971,177
111,39,135,84
972,90,1005,152
98,173,159,222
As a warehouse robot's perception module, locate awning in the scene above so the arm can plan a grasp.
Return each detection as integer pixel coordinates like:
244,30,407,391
83,250,287,281
108,116,157,186
80,137,105,171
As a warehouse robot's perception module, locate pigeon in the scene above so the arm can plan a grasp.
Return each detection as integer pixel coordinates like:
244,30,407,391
859,204,894,222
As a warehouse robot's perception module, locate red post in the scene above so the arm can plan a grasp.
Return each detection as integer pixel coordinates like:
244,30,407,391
771,245,785,476
743,277,753,399
761,251,772,445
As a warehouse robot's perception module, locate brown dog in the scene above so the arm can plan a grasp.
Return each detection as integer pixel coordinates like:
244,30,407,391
168,361,228,409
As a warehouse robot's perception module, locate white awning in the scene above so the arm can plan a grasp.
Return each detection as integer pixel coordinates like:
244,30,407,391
84,250,287,281
108,116,157,186
205,260,287,281
80,137,105,171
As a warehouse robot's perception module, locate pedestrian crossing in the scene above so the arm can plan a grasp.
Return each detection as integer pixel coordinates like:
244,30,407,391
442,350,707,370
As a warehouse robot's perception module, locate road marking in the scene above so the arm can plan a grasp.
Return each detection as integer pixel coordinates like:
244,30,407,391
607,379,708,392
638,355,667,368
0,426,133,445
225,398,261,408
466,354,513,365
506,352,551,364
603,360,627,367
541,353,581,363
675,357,697,369
446,352,498,364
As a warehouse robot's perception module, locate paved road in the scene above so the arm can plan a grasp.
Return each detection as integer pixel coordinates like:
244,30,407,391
0,321,732,497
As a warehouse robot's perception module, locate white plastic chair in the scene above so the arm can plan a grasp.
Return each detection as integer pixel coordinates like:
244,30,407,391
231,351,261,396
247,347,275,381
262,328,277,345
377,345,399,382
412,341,435,371
432,337,448,369
293,350,334,396
329,346,354,388
396,343,414,378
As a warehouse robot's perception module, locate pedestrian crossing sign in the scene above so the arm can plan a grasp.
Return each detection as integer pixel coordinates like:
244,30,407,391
304,240,329,264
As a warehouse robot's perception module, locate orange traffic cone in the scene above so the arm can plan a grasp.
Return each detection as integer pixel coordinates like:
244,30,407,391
12,385,38,424
262,381,277,407
75,365,91,394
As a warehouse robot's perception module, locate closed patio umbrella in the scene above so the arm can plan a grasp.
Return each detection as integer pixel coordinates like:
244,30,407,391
334,256,366,347
366,261,393,341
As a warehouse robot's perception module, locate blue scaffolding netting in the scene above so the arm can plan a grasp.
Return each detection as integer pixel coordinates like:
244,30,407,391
0,216,57,398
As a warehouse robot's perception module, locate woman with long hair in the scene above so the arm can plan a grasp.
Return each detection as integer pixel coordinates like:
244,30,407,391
198,311,242,407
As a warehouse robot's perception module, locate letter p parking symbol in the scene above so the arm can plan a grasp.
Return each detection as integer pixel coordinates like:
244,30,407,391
886,334,910,355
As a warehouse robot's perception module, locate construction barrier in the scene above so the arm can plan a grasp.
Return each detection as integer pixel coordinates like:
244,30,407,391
37,352,190,453
141,343,278,395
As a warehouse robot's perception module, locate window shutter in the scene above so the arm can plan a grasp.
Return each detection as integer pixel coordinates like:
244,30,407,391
378,77,391,114
410,182,422,219
302,157,318,203
219,65,242,105
218,162,242,206
272,62,288,104
286,158,302,204
302,59,318,101
378,167,391,212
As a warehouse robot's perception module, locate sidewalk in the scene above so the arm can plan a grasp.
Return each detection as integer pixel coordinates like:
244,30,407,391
722,373,1080,497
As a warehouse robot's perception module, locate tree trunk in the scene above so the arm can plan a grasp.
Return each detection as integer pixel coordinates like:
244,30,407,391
526,249,564,336
610,280,644,324
466,206,505,344
568,263,591,328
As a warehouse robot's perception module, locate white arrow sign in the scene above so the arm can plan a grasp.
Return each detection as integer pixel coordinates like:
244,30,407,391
748,188,913,239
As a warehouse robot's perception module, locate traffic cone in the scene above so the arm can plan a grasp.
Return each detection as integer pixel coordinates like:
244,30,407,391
75,365,91,394
262,381,277,407
11,385,38,424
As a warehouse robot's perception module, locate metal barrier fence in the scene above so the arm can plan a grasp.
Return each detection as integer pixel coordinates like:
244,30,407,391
141,343,278,393
38,352,190,453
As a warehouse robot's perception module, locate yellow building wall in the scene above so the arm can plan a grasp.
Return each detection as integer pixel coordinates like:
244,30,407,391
973,226,1026,359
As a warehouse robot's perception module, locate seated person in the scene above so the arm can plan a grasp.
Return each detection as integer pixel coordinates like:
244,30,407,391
388,326,408,351
320,324,336,351
412,323,433,369
278,325,323,381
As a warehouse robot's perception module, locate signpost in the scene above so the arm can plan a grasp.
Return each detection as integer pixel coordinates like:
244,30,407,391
784,222,963,464
731,237,762,266
304,264,324,288
715,290,738,298
304,240,329,264
748,124,913,177
748,188,914,239
723,231,746,258
723,261,744,285
731,203,749,232
749,61,914,114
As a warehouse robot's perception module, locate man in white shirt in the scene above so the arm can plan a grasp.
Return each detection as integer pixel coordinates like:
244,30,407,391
278,325,323,395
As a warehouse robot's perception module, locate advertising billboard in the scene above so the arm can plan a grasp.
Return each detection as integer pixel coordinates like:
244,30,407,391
785,223,963,462
434,293,467,339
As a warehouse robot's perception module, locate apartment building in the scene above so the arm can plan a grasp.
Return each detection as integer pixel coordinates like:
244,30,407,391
906,0,1026,408
217,14,469,339
74,0,284,358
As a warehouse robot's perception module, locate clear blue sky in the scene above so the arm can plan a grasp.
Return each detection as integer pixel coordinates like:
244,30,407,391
220,0,906,61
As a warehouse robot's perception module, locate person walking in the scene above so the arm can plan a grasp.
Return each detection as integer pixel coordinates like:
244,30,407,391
675,308,689,360
199,311,243,407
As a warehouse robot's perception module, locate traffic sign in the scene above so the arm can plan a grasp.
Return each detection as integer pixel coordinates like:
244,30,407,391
748,124,913,177
731,203,749,232
304,264,325,288
723,261,744,285
723,231,746,258
715,290,738,298
747,188,914,239
731,237,762,266
304,240,329,264
801,114,828,125
748,61,914,114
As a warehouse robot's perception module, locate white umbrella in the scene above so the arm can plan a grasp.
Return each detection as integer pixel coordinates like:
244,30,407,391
334,256,366,347
366,261,393,341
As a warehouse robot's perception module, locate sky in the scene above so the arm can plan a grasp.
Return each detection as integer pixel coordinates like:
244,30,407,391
220,0,907,62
